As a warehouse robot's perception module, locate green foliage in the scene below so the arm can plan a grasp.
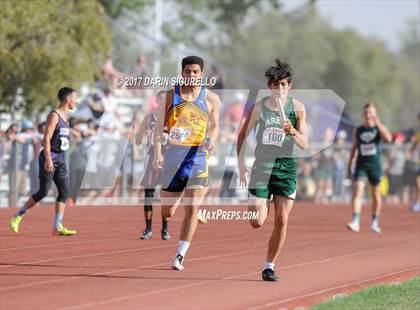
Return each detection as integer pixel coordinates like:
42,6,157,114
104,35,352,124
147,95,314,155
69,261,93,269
395,17,420,127
0,0,111,113
400,17,420,64
217,6,337,89
213,4,413,129
1,0,417,129
204,0,281,26
323,29,402,124
98,0,152,19
97,0,154,73
162,0,281,50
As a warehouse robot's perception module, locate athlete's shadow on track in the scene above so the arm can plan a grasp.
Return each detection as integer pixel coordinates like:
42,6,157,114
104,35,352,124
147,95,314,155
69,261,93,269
0,263,262,282
0,272,261,282
0,263,112,269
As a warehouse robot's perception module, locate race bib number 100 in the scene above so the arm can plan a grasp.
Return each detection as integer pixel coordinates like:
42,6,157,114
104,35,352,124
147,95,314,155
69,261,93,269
169,127,191,144
360,143,377,156
262,127,285,147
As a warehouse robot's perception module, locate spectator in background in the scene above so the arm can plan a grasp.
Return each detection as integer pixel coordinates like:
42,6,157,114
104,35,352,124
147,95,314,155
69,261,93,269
210,65,225,89
18,121,37,198
119,128,134,198
130,55,149,90
100,59,123,89
131,112,146,197
6,123,27,206
403,132,418,206
314,127,335,204
218,128,238,200
68,122,92,204
209,64,225,90
77,123,100,204
111,121,133,201
89,94,106,121
29,122,45,195
410,114,420,212
0,130,4,190
332,130,349,202
223,92,246,131
101,87,117,112
95,121,122,203
297,159,316,201
3,125,17,153
131,55,148,78
147,94,159,113
387,132,406,205
72,93,105,122
4,126,17,206
9,123,19,132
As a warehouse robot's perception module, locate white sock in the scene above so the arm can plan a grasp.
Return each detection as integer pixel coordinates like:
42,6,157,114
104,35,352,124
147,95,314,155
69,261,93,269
54,212,64,229
372,214,379,226
263,261,275,271
177,240,190,257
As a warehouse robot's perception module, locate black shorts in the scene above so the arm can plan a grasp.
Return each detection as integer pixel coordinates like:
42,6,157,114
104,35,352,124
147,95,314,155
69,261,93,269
32,152,69,203
38,152,68,179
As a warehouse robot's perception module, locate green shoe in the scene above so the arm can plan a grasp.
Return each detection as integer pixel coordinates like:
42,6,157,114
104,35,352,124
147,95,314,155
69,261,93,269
52,224,77,236
10,215,23,234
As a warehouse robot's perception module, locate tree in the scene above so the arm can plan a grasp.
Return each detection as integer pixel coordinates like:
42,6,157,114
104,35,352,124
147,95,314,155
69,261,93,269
0,0,111,113
215,4,335,89
394,17,420,128
400,17,420,65
97,0,283,77
208,3,405,128
98,0,151,19
161,0,281,50
322,28,403,125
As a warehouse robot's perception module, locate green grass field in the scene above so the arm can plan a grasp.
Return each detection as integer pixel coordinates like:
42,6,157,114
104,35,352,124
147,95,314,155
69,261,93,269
311,277,420,310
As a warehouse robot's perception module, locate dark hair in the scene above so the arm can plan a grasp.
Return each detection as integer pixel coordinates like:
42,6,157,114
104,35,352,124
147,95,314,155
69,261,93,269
37,122,46,132
264,59,292,84
6,123,18,133
182,56,204,71
58,87,76,102
364,102,375,109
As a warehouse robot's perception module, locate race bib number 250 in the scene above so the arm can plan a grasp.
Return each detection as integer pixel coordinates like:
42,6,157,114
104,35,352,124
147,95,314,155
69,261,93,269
262,127,285,147
169,127,191,144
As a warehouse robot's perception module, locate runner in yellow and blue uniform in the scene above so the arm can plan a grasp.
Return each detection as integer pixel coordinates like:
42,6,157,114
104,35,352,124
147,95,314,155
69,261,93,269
162,84,209,191
153,56,221,271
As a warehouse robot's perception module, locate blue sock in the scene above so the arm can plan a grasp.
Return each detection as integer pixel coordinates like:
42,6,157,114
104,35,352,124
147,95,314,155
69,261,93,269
352,213,360,223
54,213,64,229
16,205,28,217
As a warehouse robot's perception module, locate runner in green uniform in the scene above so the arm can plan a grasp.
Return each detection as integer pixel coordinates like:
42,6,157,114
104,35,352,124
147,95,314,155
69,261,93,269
237,59,308,281
347,102,392,233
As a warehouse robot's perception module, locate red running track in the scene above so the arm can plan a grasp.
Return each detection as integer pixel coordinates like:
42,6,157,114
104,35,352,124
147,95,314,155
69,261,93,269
0,203,419,309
